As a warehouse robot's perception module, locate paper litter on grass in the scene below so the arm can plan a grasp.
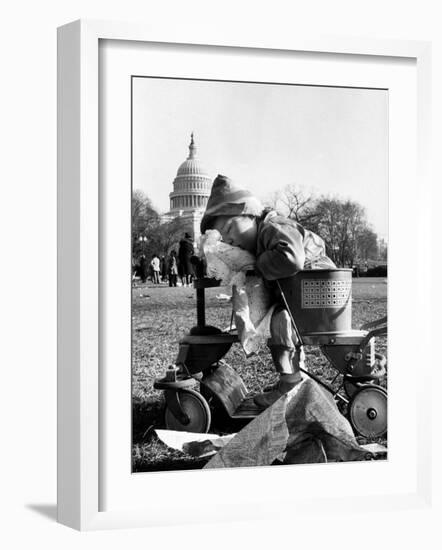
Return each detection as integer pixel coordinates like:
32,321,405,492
155,429,236,458
200,230,275,355
204,375,373,468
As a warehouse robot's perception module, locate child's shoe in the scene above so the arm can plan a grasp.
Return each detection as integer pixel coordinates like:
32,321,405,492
253,373,302,409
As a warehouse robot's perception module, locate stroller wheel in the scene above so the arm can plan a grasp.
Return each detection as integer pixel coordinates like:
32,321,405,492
348,385,387,439
164,389,211,433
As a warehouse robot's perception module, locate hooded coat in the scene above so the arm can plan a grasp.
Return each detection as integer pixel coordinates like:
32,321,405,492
255,210,335,280
201,175,334,280
178,234,195,276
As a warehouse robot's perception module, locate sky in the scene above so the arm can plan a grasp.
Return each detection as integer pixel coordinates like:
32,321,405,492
132,77,388,239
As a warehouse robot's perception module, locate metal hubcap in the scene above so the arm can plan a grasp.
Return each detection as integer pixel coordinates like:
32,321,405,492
165,390,211,433
349,385,387,438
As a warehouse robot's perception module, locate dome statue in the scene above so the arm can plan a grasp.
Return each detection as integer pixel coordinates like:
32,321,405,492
169,133,212,214
161,134,213,244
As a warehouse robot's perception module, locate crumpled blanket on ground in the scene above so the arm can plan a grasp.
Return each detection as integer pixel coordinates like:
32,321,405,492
201,230,275,354
204,375,370,468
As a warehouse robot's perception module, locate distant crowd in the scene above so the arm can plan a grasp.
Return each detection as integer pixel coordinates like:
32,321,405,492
133,232,195,287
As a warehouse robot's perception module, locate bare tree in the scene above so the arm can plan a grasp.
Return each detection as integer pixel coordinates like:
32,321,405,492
132,189,195,265
340,200,366,266
378,237,388,262
310,198,342,264
357,228,379,262
266,185,382,267
132,190,161,260
156,217,192,257
132,190,159,237
310,197,375,267
265,183,317,226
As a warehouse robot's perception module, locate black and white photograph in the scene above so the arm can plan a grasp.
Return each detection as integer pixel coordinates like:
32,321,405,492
4,0,439,543
131,76,389,472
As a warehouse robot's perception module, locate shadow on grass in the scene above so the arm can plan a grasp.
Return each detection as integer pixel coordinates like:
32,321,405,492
131,394,252,473
132,398,165,444
132,397,207,472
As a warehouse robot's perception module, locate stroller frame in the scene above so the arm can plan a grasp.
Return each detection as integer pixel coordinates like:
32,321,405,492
154,259,388,438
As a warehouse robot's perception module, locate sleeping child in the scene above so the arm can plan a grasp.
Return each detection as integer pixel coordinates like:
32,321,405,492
200,174,335,407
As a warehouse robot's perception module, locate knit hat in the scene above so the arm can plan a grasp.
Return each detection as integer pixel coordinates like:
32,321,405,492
200,174,264,234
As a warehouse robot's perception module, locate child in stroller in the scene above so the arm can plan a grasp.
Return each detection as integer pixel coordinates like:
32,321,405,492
200,174,336,408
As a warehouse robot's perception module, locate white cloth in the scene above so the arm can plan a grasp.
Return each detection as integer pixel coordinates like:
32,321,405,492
201,230,275,354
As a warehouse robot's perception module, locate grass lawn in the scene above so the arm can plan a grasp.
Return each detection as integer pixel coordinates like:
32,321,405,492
132,277,387,472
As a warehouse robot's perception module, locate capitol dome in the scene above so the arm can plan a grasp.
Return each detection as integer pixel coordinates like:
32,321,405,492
176,156,207,177
169,134,212,214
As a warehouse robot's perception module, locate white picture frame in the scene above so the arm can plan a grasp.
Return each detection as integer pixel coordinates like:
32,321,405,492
57,19,432,531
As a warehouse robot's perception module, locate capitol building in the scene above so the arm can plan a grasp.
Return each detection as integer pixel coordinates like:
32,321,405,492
161,133,213,242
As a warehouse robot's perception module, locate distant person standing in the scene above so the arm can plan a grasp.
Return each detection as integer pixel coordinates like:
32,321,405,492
150,254,161,284
167,250,178,287
160,255,167,283
178,232,194,286
139,254,148,284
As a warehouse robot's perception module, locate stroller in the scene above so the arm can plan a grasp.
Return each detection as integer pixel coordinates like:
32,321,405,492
154,258,387,439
